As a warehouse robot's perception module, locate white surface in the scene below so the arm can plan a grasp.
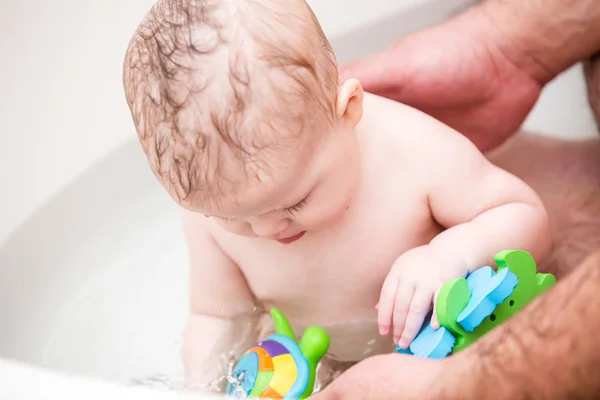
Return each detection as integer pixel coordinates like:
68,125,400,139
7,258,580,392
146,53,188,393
0,357,219,399
0,0,598,398
524,64,598,140
0,139,188,384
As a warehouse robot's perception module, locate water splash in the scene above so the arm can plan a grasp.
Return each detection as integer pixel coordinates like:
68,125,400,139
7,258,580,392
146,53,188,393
130,349,360,397
130,374,186,391
129,348,245,395
129,311,389,396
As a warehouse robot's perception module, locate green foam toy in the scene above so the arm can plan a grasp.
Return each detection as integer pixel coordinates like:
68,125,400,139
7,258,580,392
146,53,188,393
397,250,556,357
437,249,555,352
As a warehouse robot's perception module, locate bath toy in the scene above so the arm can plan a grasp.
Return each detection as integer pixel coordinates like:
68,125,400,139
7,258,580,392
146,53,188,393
396,249,556,359
226,308,330,399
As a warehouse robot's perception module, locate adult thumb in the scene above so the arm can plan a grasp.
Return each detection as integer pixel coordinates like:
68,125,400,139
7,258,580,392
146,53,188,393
338,49,404,95
309,385,342,400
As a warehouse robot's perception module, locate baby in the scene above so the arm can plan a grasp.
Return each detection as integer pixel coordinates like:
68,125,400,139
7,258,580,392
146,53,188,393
122,0,551,391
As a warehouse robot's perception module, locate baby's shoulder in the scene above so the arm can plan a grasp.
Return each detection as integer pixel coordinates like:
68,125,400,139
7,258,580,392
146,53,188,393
361,93,484,157
359,93,491,186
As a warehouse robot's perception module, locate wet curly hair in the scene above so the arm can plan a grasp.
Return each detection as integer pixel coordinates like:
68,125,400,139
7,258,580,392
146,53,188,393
122,0,338,206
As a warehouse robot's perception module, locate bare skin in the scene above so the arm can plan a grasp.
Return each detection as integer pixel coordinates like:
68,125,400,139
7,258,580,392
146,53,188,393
121,1,571,395
311,0,600,398
308,111,600,400
584,52,600,129
338,1,600,154
488,132,600,279
181,92,550,389
311,246,600,400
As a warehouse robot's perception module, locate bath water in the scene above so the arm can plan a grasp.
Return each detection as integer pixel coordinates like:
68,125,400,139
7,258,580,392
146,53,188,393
129,307,393,397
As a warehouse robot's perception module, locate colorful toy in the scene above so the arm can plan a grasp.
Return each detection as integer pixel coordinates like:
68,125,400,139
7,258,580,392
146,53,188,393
397,249,556,358
226,308,330,399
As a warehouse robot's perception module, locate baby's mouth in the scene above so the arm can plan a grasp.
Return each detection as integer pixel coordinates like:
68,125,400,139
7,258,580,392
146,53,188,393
275,231,306,244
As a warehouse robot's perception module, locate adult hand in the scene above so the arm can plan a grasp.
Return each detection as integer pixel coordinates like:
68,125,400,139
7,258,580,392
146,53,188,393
339,8,544,152
313,248,600,400
310,352,458,400
584,52,600,127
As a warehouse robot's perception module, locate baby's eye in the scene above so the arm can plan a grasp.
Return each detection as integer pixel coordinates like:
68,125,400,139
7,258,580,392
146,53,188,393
283,198,308,217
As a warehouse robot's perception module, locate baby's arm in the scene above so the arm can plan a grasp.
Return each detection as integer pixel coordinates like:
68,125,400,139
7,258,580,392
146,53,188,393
180,209,257,392
380,124,551,349
425,134,551,279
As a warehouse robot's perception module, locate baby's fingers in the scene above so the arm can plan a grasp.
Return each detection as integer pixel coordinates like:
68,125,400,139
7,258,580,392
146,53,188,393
398,288,434,349
392,281,415,346
430,288,441,329
377,275,400,336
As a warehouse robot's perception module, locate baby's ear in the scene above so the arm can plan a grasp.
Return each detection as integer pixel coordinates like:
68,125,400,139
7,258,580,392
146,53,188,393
336,78,364,128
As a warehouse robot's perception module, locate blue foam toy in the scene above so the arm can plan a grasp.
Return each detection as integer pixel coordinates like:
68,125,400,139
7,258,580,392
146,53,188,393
397,324,456,359
396,265,518,358
457,266,518,331
230,351,259,394
395,250,556,359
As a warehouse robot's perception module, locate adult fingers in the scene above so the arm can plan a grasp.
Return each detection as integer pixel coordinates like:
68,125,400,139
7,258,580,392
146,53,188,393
338,48,406,96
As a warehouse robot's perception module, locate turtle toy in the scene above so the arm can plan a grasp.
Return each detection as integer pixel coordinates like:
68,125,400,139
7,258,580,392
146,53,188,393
226,308,330,399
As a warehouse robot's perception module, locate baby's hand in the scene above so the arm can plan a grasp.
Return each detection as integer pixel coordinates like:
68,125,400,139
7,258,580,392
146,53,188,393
377,245,467,349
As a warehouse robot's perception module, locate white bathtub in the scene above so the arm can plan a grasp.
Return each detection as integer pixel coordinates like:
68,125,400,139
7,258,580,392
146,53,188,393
0,0,596,398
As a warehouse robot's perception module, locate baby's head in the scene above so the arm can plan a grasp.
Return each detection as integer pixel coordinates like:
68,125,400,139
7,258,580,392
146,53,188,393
123,0,364,241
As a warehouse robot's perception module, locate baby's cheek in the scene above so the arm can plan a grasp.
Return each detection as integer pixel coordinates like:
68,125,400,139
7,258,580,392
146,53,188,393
304,194,352,230
302,170,358,230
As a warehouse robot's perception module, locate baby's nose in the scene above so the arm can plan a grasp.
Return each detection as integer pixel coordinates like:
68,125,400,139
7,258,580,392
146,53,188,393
250,217,290,238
